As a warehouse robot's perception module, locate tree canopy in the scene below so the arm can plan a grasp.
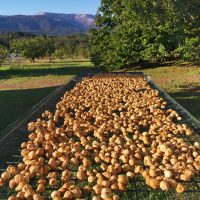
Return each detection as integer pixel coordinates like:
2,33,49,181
89,0,200,71
11,36,55,62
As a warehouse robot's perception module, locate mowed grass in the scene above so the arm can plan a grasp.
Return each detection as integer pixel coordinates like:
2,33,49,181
0,60,199,133
0,60,96,90
0,60,102,132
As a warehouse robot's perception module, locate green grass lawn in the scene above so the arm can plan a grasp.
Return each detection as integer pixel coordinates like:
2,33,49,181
0,60,97,90
0,60,199,133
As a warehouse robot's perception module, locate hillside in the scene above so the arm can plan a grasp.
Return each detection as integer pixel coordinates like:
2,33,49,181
0,12,95,35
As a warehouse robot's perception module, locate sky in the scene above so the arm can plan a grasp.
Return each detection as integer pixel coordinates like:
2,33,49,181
0,0,100,15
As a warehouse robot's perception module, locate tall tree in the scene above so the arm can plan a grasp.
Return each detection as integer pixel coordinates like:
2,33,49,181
90,0,200,71
89,0,117,69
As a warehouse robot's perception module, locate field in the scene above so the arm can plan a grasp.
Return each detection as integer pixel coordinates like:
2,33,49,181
0,60,199,134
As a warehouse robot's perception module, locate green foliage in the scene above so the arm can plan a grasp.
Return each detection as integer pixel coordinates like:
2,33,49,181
90,0,200,70
42,37,55,58
176,37,200,61
0,33,89,61
55,34,90,59
0,32,36,48
141,43,168,63
11,36,55,62
0,45,8,66
53,48,66,59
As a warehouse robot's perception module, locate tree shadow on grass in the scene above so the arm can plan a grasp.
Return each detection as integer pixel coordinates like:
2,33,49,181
0,86,58,132
0,65,103,80
169,88,200,121
123,61,176,71
123,61,200,71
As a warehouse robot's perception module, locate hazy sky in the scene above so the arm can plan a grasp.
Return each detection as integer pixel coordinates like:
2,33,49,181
0,0,100,15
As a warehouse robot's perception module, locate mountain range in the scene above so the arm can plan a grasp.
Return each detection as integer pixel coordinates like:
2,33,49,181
0,12,96,35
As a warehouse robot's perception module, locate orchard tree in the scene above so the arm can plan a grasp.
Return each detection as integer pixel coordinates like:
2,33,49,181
12,37,41,62
0,45,8,66
11,36,55,62
42,37,55,61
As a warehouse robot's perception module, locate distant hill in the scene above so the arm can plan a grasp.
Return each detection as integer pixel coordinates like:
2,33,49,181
0,12,95,35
